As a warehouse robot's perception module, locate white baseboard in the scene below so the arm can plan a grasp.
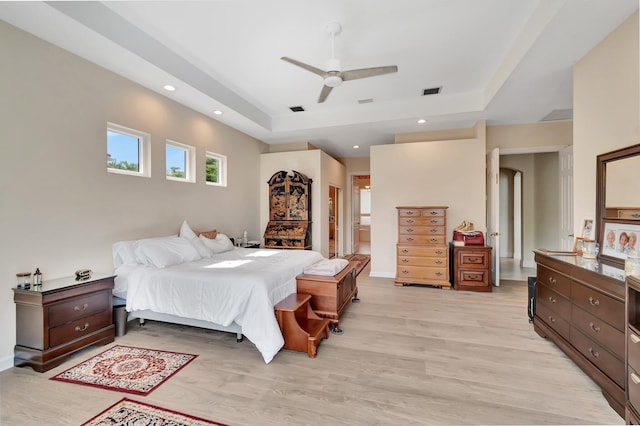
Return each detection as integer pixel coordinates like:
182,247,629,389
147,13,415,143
0,354,14,372
369,271,395,279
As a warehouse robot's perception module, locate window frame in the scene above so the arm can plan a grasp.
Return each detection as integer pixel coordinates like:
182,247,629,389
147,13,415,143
205,151,227,187
106,122,151,178
165,139,196,183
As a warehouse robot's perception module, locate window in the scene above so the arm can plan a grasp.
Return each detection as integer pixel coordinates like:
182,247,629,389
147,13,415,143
206,152,227,187
360,188,371,225
107,123,150,177
166,140,195,183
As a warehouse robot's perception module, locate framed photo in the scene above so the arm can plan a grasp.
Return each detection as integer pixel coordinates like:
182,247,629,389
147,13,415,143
582,219,594,239
601,221,640,261
573,237,585,255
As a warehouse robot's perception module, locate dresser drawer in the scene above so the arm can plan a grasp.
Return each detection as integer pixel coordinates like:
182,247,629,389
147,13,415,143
458,270,490,287
398,256,447,267
535,303,570,341
396,266,448,281
399,226,445,236
571,327,624,388
537,265,571,298
457,251,489,269
618,209,640,220
536,283,571,321
571,305,624,359
398,235,445,245
629,366,640,414
398,245,447,257
629,330,640,373
398,208,446,218
49,310,112,348
399,216,445,226
49,291,111,327
571,281,624,330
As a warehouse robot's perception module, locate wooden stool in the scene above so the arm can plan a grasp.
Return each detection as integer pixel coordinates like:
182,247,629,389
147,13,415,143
275,293,330,358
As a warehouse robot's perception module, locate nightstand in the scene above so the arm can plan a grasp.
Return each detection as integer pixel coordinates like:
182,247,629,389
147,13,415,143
13,273,115,372
450,244,492,292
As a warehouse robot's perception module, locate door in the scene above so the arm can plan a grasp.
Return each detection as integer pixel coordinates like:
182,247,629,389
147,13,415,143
559,146,574,250
351,175,360,254
487,148,500,286
329,185,340,259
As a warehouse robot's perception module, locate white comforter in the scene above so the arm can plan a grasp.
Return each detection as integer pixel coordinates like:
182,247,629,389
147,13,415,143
115,247,323,363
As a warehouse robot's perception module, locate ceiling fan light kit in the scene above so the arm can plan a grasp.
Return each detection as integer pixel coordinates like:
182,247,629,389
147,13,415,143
281,21,398,103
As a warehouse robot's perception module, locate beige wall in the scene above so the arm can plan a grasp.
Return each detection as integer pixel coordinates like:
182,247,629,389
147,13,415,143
573,11,640,237
487,121,573,151
370,132,487,277
259,150,346,257
0,21,267,368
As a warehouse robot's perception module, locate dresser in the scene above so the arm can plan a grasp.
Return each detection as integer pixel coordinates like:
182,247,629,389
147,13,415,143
626,275,640,424
296,261,358,333
395,206,450,288
534,251,626,417
13,273,115,372
451,244,492,291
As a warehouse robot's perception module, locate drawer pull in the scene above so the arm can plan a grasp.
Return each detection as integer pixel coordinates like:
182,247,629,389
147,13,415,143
430,229,438,233
548,277,556,285
406,237,414,242
548,316,556,323
633,213,640,219
435,272,443,277
430,219,438,224
401,259,408,263
588,296,600,307
632,372,640,385
435,250,443,255
589,322,601,333
429,211,438,215
74,303,89,311
406,211,415,215
548,296,556,303
406,228,414,233
430,238,438,243
75,322,90,332
401,249,409,254
401,270,409,274
405,219,414,224
588,347,599,358
631,334,640,344
435,260,443,265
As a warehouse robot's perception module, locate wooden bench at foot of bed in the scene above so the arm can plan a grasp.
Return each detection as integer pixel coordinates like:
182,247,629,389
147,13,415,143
275,293,329,358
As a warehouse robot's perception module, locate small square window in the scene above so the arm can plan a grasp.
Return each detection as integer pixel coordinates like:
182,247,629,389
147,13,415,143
206,152,227,187
166,140,195,183
107,123,150,177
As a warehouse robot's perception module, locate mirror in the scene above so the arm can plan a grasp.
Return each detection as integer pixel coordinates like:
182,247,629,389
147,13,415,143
596,143,640,267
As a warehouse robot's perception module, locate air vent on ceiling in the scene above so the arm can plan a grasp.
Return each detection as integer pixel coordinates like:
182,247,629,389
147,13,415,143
422,87,441,96
540,108,573,122
358,98,374,104
289,106,305,112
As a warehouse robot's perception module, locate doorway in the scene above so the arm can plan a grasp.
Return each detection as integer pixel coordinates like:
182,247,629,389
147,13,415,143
351,175,371,255
329,185,341,259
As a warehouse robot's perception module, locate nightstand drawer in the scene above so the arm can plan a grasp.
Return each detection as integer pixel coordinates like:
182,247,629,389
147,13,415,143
458,270,489,287
49,291,111,327
49,310,112,347
458,251,489,268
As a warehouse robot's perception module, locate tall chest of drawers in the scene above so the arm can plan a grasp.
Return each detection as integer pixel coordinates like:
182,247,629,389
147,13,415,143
395,206,450,288
13,273,115,372
626,275,640,424
534,251,626,418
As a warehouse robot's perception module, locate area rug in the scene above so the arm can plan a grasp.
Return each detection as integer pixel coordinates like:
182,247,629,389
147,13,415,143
51,345,197,396
343,254,371,276
82,398,227,426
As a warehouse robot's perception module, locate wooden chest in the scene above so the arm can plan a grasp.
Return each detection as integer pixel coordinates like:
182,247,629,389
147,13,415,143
13,274,115,372
395,206,450,288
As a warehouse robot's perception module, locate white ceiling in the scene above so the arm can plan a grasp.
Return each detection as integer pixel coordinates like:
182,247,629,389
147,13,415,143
1,1,638,158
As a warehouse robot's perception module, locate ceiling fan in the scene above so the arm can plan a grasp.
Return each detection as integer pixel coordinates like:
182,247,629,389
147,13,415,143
281,22,398,103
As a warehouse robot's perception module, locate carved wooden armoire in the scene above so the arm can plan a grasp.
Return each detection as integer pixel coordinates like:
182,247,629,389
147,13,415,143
263,170,312,249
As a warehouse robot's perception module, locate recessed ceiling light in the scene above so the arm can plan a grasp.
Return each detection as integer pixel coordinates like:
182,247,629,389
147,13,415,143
163,84,176,91
417,119,426,124
213,110,223,115
353,145,359,149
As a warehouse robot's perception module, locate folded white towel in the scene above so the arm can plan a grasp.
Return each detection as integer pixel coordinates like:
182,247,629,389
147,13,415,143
303,258,349,276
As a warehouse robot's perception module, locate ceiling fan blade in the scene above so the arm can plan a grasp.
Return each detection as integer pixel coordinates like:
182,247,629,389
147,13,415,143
341,65,398,82
281,57,326,78
318,85,334,103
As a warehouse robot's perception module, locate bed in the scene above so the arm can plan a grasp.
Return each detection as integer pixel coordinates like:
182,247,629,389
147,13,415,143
112,224,323,364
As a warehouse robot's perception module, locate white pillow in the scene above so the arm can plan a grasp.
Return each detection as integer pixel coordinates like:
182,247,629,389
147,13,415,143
134,235,201,268
112,241,137,268
199,233,234,254
179,220,212,258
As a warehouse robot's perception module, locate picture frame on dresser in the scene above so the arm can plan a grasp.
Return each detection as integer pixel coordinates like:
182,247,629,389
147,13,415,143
600,221,640,261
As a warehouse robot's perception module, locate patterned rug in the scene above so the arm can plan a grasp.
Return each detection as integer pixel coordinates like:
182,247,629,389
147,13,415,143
51,345,197,396
82,398,227,426
343,254,371,276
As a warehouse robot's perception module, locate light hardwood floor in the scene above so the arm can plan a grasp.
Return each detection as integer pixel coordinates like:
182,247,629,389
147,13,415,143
1,264,623,425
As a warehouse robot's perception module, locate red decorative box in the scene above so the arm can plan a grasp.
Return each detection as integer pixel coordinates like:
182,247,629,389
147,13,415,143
453,230,485,246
